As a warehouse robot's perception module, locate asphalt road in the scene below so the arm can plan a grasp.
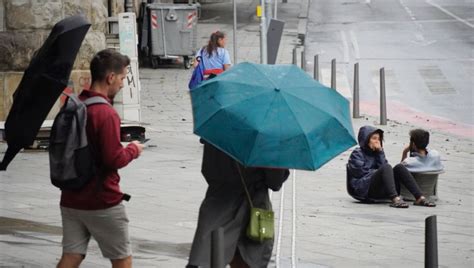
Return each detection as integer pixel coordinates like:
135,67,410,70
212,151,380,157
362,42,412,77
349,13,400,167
305,0,474,126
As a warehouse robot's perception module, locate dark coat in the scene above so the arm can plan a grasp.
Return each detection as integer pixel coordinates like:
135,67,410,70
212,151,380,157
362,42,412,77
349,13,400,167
347,126,388,200
188,142,289,268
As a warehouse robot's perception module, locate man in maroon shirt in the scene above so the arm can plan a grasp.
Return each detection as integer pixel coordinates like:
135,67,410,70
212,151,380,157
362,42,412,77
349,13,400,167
57,49,144,268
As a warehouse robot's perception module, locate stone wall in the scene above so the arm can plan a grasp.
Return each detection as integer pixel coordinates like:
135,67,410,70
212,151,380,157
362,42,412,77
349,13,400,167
0,0,4,32
0,0,109,121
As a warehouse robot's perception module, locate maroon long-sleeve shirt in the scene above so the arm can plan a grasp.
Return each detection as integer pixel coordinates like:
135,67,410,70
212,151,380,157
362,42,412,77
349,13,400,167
60,90,140,210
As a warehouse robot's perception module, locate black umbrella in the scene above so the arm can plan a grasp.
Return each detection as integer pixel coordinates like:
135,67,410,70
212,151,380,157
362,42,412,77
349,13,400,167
0,15,91,170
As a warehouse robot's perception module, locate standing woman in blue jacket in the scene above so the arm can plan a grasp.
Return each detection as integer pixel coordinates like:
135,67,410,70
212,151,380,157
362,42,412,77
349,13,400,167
347,126,436,208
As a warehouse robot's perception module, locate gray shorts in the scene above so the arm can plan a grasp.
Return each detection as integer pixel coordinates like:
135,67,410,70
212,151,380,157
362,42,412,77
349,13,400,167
60,203,131,260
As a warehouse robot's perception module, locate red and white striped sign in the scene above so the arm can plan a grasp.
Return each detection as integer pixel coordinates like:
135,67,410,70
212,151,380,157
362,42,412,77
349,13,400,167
187,11,197,29
151,12,159,29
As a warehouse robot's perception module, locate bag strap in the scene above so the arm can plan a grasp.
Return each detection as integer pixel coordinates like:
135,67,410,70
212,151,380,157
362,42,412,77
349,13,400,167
235,162,253,208
83,96,111,106
197,48,204,69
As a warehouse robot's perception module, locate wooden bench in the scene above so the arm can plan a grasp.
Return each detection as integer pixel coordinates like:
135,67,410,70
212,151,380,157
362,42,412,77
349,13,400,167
400,171,443,201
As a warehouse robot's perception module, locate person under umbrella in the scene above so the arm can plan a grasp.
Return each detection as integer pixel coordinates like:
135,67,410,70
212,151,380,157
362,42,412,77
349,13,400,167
188,62,357,267
187,141,289,268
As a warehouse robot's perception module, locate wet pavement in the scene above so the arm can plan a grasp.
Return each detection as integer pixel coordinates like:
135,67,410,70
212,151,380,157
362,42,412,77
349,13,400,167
1,0,473,267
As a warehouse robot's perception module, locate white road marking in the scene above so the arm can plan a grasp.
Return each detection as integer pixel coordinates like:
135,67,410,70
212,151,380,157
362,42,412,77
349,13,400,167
340,30,350,63
349,30,360,59
426,0,474,28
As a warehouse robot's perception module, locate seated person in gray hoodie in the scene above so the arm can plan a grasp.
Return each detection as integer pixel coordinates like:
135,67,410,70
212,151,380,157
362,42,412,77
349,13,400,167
401,129,444,173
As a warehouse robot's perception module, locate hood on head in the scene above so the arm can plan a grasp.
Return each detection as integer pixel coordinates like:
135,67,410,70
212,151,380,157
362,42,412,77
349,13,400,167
357,125,384,149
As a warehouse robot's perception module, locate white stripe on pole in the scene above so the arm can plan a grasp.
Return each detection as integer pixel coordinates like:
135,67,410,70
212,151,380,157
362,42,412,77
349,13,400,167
291,169,297,268
275,184,285,268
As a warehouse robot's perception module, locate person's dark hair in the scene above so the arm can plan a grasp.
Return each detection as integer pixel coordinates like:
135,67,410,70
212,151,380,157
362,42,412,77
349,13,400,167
90,49,130,83
409,129,430,150
205,31,225,58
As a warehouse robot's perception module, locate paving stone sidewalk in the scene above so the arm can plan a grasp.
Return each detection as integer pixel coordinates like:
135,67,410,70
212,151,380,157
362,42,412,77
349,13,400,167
1,0,473,267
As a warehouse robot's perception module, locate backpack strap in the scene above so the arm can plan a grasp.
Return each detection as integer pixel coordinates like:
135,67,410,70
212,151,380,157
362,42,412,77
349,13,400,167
83,96,111,107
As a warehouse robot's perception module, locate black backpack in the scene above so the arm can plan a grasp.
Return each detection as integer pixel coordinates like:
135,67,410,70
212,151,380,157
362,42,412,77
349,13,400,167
49,94,110,190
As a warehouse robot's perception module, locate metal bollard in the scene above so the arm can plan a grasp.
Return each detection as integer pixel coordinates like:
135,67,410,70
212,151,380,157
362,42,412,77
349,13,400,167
331,59,336,90
425,215,438,268
301,50,306,71
353,63,361,118
211,227,225,268
313,55,319,81
380,68,387,125
292,47,297,65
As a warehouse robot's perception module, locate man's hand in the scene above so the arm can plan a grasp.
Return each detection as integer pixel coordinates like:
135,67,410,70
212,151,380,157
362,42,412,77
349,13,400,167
130,140,144,156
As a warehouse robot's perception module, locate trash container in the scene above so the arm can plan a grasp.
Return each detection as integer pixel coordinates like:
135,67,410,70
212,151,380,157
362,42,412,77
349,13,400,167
147,3,199,69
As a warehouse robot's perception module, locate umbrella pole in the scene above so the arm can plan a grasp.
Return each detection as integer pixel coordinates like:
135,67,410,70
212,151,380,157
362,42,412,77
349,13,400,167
0,146,21,170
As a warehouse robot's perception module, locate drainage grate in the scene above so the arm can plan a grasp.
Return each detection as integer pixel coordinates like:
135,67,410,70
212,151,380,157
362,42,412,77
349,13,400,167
418,66,456,94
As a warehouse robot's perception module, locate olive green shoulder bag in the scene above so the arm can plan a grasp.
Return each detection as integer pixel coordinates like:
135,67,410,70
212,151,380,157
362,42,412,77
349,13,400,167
236,164,275,243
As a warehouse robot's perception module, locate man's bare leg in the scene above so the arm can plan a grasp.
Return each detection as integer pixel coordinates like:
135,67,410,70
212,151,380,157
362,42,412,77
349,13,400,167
57,253,84,268
111,255,132,268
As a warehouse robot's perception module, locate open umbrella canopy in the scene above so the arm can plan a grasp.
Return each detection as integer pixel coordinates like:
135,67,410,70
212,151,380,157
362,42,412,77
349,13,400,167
191,62,357,171
0,15,91,170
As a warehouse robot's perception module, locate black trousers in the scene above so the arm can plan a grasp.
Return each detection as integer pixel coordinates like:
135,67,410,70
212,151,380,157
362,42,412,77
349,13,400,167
368,163,423,200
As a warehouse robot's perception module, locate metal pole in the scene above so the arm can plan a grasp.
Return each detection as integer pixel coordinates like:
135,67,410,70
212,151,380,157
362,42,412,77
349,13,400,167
260,0,267,64
274,0,278,19
211,227,225,268
425,215,438,268
292,47,297,65
313,55,319,81
291,170,297,268
353,63,361,118
380,68,387,125
331,59,336,90
300,50,306,71
233,0,237,64
265,0,272,28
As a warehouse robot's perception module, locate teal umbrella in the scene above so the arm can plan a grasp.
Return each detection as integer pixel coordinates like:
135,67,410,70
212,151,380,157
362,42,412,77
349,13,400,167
191,62,357,171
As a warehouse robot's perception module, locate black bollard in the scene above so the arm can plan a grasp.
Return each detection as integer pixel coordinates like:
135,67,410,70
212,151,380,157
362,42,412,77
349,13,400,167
292,47,297,65
211,227,225,268
331,59,336,90
301,50,306,70
380,68,387,125
313,54,319,81
353,63,361,118
425,215,438,268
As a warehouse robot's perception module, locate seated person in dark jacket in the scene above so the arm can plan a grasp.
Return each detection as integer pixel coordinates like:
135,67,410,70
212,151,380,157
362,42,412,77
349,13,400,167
347,125,436,208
